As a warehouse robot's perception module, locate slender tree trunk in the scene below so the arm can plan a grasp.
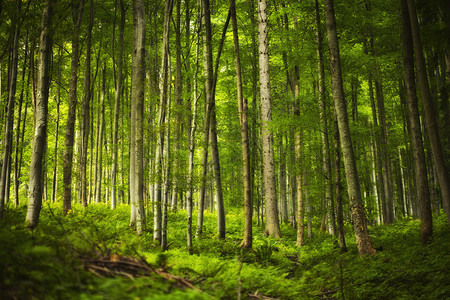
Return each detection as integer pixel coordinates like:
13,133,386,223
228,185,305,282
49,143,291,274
278,136,288,223
95,62,106,204
407,0,450,225
375,80,394,223
63,0,84,214
14,31,28,207
0,1,21,215
154,0,173,241
230,0,252,248
368,76,387,223
323,0,375,256
258,0,281,238
25,0,54,228
171,0,183,212
295,136,304,247
187,0,199,254
315,0,335,236
80,0,93,208
131,0,146,235
51,47,62,204
111,0,125,210
402,0,433,243
196,0,213,238
334,112,347,251
161,61,172,251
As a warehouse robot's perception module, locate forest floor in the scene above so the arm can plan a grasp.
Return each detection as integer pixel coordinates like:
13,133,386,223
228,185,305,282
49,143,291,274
1,202,449,299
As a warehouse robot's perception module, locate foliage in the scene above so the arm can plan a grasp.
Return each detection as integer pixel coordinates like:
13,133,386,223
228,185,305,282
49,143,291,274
1,203,449,299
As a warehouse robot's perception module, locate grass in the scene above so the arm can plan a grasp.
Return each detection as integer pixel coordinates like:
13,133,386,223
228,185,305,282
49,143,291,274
0,202,449,299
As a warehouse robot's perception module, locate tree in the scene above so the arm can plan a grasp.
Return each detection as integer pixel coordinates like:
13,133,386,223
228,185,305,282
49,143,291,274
94,62,106,205
153,0,173,243
402,0,433,243
186,0,200,253
314,0,336,236
25,0,54,228
258,0,281,238
62,0,84,214
406,0,450,227
131,0,146,235
323,0,375,256
80,0,94,208
230,0,252,248
0,0,21,216
111,0,126,210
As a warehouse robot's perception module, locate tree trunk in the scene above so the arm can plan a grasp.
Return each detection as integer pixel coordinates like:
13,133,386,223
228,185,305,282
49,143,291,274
131,0,146,235
407,0,450,226
162,61,173,251
14,29,28,207
170,0,183,212
95,62,106,204
323,0,375,256
51,47,62,204
230,0,252,248
314,0,335,236
154,0,173,241
187,0,199,253
63,0,84,214
258,0,281,238
196,0,214,238
295,134,304,247
0,1,21,216
111,0,125,210
334,112,347,251
80,0,93,208
402,0,433,244
25,0,54,228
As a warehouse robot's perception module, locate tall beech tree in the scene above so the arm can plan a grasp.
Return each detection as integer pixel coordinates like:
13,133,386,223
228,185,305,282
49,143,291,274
323,0,375,256
258,0,281,238
406,0,450,227
401,0,432,245
26,0,54,228
111,0,125,210
131,0,146,235
62,0,84,214
80,0,93,208
314,0,336,237
154,0,174,243
230,0,252,248
0,0,21,215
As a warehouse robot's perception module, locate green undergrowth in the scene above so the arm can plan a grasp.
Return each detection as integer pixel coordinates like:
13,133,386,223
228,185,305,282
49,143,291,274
1,202,449,299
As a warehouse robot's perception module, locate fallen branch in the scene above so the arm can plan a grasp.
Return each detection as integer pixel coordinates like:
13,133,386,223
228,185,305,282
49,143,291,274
81,254,199,291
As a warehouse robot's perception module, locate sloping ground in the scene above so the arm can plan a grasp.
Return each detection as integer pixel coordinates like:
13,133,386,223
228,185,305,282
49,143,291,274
0,203,449,299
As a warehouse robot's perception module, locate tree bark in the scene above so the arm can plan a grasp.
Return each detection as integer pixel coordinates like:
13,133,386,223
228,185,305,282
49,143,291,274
323,0,375,256
26,0,54,228
334,112,347,251
154,0,173,242
407,0,450,226
14,22,28,207
257,0,281,238
187,0,199,253
94,62,106,204
80,0,93,208
63,0,84,214
314,0,335,236
231,0,252,248
131,0,146,235
51,46,62,204
0,1,21,215
402,0,433,244
111,0,125,210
